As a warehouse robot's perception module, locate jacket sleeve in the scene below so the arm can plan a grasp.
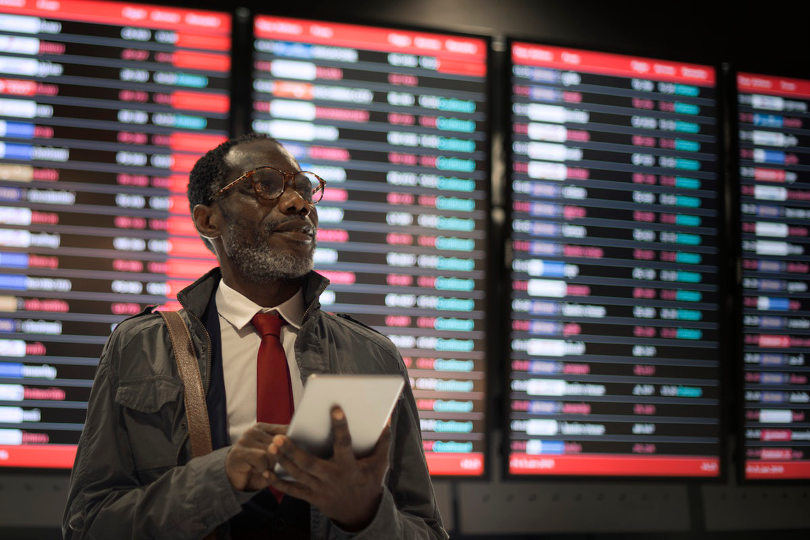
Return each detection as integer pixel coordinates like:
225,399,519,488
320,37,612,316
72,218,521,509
62,332,251,539
329,373,449,540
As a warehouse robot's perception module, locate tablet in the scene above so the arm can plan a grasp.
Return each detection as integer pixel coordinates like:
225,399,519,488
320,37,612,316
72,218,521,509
274,374,404,477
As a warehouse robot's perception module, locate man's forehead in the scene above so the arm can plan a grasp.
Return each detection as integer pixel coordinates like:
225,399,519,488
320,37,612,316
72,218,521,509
224,139,298,171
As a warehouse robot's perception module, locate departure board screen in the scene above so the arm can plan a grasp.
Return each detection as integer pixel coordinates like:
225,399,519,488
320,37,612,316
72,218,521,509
0,0,229,468
508,42,721,476
252,16,488,475
738,72,810,480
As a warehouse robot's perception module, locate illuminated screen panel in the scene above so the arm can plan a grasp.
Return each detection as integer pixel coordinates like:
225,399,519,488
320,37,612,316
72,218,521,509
0,0,230,468
252,16,488,476
508,42,721,476
738,72,810,480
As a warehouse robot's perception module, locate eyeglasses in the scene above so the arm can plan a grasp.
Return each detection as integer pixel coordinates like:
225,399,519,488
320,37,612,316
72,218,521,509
212,166,326,204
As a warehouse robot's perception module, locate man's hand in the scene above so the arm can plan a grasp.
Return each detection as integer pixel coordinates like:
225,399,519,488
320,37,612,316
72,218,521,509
226,422,287,491
265,407,391,531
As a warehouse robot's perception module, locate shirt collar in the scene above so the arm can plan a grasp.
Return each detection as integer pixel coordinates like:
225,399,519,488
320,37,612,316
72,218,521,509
215,278,305,331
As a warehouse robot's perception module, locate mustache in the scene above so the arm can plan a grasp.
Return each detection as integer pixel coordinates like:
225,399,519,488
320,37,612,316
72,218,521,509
264,217,316,236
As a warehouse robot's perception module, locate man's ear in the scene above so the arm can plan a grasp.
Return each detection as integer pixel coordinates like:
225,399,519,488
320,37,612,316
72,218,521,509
192,203,221,239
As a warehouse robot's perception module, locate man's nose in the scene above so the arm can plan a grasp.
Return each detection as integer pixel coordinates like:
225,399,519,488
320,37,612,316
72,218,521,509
277,187,311,216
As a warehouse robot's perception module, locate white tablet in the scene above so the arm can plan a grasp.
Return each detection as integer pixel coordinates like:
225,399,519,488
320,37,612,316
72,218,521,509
274,374,404,477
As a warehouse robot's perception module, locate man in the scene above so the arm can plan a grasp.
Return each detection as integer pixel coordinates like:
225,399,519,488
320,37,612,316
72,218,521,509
63,133,447,539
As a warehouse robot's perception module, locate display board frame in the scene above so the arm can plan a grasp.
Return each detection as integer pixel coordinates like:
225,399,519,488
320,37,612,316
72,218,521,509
0,0,233,471
246,11,495,479
502,35,730,481
731,64,810,484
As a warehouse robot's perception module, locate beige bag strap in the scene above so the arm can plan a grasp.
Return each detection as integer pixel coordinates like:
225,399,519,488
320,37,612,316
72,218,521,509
159,310,216,540
159,310,213,458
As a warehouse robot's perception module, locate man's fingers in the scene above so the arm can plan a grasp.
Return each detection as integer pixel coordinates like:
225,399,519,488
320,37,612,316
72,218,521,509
231,446,272,473
226,444,276,490
270,435,320,483
369,423,392,477
265,469,314,501
372,422,392,457
241,425,276,446
254,422,288,436
245,472,271,491
236,423,289,451
330,407,354,461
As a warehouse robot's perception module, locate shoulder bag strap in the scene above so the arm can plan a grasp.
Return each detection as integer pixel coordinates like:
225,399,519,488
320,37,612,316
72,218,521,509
158,310,213,458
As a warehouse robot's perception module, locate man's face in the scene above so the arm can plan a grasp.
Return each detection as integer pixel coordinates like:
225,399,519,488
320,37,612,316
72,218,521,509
215,139,318,282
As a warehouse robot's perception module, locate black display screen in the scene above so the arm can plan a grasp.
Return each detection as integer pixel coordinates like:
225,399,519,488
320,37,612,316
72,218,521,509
251,16,490,475
0,0,229,468
508,42,722,476
738,71,810,480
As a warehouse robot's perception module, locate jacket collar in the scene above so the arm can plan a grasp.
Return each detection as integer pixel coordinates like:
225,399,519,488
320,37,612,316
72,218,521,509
177,267,330,322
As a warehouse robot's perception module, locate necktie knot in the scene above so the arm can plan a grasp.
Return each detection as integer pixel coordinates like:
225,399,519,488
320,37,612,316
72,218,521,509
252,312,282,337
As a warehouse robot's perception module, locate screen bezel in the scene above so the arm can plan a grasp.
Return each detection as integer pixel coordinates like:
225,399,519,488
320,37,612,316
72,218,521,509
501,34,729,482
0,0,234,472
246,10,495,480
730,64,810,485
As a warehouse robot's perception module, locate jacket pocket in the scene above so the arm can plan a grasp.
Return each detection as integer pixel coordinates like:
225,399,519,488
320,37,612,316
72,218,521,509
116,376,182,413
115,376,184,477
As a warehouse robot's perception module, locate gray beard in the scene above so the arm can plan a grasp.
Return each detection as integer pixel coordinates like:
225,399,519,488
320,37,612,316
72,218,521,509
224,221,314,282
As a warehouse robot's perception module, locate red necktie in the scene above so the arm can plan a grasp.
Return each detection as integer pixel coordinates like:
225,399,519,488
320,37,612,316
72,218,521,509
252,312,294,424
252,312,293,503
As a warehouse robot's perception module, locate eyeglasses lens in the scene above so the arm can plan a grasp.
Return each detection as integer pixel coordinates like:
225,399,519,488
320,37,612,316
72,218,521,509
253,169,322,203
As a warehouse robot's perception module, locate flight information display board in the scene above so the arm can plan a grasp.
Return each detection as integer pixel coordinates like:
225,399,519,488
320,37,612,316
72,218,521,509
252,16,488,475
738,72,810,480
0,0,229,468
508,42,721,476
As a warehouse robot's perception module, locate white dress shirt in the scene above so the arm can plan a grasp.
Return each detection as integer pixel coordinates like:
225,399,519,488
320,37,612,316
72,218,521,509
215,279,306,444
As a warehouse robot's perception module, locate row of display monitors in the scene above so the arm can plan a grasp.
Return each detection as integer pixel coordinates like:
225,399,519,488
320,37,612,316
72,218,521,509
0,0,807,481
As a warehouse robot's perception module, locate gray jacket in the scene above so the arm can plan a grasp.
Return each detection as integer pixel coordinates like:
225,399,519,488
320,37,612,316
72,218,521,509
63,268,447,539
